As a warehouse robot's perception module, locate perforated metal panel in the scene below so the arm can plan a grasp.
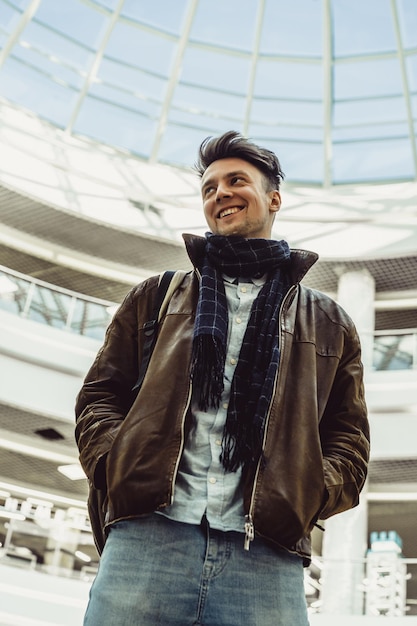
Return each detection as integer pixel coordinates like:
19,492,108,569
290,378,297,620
369,458,417,484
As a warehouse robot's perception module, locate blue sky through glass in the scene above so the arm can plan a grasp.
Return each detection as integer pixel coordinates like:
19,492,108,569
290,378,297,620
0,0,415,184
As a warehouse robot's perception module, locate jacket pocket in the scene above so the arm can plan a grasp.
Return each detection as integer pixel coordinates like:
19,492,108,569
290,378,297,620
87,480,108,555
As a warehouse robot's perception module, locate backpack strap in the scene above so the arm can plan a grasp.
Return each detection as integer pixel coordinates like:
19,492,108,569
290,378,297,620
90,270,186,555
132,270,186,392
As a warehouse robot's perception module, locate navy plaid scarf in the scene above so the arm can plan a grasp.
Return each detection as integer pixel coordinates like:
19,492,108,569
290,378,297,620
191,233,291,472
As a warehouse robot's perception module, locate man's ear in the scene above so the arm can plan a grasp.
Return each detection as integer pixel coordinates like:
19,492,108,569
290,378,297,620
269,191,281,213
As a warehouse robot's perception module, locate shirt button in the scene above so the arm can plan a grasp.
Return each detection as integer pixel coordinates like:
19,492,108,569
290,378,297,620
215,439,222,446
209,477,217,484
236,317,242,324
240,286,247,293
230,357,236,365
222,402,228,409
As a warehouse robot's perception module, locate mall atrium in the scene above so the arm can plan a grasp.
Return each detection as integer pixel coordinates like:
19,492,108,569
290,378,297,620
0,0,416,624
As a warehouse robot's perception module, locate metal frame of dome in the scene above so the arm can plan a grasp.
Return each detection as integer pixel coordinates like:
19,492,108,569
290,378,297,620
0,0,416,185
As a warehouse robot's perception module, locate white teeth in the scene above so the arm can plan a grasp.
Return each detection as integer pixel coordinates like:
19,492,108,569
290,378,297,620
219,207,241,219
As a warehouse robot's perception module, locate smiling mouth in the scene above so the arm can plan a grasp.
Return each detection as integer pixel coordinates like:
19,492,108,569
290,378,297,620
218,207,243,219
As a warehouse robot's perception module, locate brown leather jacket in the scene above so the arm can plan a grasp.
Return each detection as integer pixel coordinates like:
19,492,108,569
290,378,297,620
75,234,370,561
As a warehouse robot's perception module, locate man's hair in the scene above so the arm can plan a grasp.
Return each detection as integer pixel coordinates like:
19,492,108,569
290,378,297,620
195,130,285,191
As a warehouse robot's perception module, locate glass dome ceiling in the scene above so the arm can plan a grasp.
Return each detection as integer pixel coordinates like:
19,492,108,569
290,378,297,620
0,0,416,261
0,0,416,185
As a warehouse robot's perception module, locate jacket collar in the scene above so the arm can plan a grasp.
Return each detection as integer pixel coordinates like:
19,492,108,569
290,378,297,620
182,233,319,285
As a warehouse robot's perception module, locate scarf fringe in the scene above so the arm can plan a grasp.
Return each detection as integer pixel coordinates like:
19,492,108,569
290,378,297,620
221,422,263,472
191,335,225,411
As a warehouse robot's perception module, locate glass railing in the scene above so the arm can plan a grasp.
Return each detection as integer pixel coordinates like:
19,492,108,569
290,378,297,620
373,330,417,371
305,555,417,617
1,264,416,369
0,265,116,340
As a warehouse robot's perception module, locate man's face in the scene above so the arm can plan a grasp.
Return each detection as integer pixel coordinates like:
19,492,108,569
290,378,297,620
201,157,281,239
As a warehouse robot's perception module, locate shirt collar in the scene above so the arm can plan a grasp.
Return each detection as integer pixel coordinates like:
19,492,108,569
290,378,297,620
223,273,267,286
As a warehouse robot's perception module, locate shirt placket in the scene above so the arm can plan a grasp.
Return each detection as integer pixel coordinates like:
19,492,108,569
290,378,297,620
205,279,257,524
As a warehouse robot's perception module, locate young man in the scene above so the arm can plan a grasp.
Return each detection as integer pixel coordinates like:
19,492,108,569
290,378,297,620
75,131,370,626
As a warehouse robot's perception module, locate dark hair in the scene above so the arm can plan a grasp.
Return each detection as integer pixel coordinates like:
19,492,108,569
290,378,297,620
195,130,285,191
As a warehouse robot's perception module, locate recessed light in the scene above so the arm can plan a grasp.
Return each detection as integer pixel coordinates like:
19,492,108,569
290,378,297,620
57,464,86,480
34,428,65,441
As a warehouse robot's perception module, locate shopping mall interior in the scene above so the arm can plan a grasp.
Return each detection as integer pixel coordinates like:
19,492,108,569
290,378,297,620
0,0,416,624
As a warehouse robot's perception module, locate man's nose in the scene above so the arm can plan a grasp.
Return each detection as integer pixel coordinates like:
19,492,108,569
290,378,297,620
215,182,232,202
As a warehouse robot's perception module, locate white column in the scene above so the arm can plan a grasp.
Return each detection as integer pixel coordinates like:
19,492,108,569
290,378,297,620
320,270,375,615
337,269,375,371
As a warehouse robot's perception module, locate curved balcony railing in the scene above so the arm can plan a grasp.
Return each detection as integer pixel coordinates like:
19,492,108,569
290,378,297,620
0,265,116,340
0,265,416,369
373,329,417,371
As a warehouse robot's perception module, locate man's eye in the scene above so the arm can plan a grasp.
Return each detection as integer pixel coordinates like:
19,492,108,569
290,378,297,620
204,186,215,196
231,176,243,184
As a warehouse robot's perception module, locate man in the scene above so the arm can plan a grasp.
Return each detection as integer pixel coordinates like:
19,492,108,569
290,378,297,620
75,131,370,626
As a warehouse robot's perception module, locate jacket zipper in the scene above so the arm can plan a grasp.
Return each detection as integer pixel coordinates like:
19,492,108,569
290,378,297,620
170,267,201,505
243,285,297,550
170,381,193,505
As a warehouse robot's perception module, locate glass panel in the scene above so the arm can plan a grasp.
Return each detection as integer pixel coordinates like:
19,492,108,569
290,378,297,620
250,98,322,127
333,138,414,182
92,0,120,9
167,109,242,133
21,20,95,67
13,44,84,89
158,124,209,167
260,0,322,56
71,299,111,339
4,0,31,7
34,0,109,49
88,82,161,117
334,96,407,126
0,57,78,126
0,272,27,315
105,21,177,75
334,59,403,100
248,121,322,142
333,0,396,56
333,122,409,142
172,83,246,119
98,57,168,100
25,284,71,328
0,1,24,34
0,268,112,340
121,0,189,36
73,96,158,156
373,334,415,370
190,0,258,51
180,46,251,92
254,59,322,99
406,54,417,90
255,139,323,183
397,0,417,47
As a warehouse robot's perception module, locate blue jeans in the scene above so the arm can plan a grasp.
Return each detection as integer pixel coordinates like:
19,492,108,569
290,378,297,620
84,514,309,626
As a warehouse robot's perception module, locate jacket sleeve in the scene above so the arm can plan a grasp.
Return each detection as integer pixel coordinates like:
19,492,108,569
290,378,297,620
75,279,155,488
318,320,370,520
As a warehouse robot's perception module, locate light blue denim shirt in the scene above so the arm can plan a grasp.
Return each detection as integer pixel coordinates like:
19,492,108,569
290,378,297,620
160,274,265,534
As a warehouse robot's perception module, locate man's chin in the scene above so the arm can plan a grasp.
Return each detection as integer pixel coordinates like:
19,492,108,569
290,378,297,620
214,222,246,238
